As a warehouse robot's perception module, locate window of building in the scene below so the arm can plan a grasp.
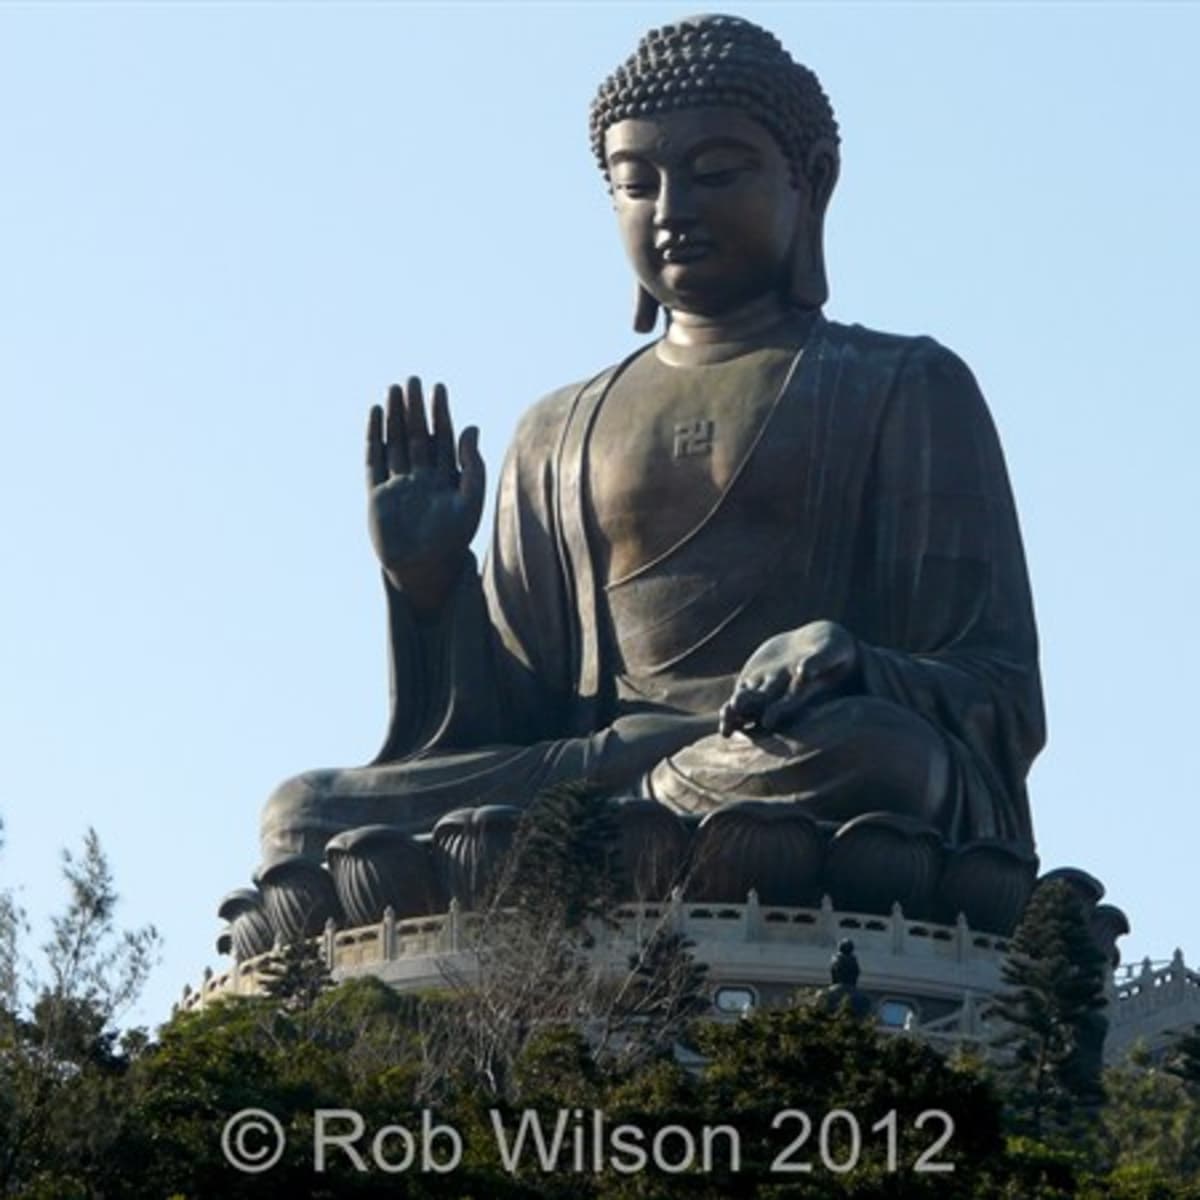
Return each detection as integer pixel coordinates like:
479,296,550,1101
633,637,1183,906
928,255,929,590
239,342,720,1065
878,998,919,1030
713,986,757,1015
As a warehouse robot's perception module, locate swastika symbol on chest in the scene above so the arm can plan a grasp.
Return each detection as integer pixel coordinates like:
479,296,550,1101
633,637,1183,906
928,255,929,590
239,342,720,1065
672,419,715,458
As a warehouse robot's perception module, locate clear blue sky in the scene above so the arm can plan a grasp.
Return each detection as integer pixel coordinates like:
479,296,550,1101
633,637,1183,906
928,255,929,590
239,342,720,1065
1,3,1196,1029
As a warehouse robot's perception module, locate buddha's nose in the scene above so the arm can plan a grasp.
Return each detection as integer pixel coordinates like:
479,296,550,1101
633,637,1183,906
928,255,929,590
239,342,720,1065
653,176,698,229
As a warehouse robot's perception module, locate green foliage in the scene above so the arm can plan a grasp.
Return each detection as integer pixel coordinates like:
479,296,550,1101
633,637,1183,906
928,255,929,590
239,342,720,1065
609,928,709,1062
990,879,1110,1140
417,780,710,1107
1100,1048,1200,1181
113,988,512,1199
1097,1162,1200,1199
513,1025,605,1108
498,779,623,932
9,816,1200,1197
45,830,160,1019
682,1000,1005,1197
11,968,1200,1198
0,818,24,1012
257,929,335,1016
1166,1026,1200,1092
0,826,159,1198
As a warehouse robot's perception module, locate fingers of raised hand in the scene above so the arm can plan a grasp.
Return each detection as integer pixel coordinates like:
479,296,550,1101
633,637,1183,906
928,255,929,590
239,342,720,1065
385,384,410,475
404,376,432,469
457,425,486,519
367,404,387,487
431,383,457,484
380,378,460,481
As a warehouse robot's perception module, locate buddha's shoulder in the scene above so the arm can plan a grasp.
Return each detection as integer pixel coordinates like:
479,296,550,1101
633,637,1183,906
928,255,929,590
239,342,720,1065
820,322,989,415
513,381,582,437
818,319,972,375
509,365,625,448
820,321,997,441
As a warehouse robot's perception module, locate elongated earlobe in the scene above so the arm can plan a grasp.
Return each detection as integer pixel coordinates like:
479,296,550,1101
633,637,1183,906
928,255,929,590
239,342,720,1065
787,227,828,310
788,143,839,310
787,230,825,309
633,283,661,333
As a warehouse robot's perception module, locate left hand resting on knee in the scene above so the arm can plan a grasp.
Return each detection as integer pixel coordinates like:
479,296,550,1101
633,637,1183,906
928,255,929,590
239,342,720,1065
719,620,862,737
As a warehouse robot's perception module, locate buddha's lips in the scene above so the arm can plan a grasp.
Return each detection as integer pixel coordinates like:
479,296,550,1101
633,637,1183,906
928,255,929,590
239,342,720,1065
659,241,714,264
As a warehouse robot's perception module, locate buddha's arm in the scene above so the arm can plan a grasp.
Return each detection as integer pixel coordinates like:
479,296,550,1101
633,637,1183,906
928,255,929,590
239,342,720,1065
372,387,584,762
850,340,1045,840
371,559,507,761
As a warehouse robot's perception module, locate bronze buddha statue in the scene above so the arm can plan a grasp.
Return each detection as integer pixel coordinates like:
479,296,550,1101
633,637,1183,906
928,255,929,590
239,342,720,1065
240,14,1045,948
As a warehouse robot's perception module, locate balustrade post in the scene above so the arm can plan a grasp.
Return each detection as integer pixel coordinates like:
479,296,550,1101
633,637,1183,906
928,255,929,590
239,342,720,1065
324,918,337,970
889,901,905,955
744,889,761,940
819,893,836,945
954,912,969,964
668,886,683,936
382,906,397,961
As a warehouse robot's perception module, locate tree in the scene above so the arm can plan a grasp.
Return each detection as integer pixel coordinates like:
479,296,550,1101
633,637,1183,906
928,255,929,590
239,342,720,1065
989,879,1110,1140
12,963,1198,1198
258,930,335,1015
0,819,25,1017
1100,1043,1200,1182
0,825,160,1196
498,779,625,933
115,980,499,1200
594,928,709,1067
592,999,1008,1199
1166,1025,1200,1093
423,780,709,1104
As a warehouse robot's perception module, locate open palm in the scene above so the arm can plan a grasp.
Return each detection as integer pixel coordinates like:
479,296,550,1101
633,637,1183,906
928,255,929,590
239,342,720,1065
366,376,486,612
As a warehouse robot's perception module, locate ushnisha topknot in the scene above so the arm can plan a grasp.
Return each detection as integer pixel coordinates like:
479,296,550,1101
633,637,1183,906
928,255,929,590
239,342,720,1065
589,13,839,186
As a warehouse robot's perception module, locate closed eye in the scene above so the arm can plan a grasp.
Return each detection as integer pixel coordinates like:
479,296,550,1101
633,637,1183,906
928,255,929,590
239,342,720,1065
694,168,747,187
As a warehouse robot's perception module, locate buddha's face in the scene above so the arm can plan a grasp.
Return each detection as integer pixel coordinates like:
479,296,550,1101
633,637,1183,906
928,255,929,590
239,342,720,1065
605,107,804,318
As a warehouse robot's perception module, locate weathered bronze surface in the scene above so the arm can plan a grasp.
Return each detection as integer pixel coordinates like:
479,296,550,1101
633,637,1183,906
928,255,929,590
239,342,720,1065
253,15,1045,928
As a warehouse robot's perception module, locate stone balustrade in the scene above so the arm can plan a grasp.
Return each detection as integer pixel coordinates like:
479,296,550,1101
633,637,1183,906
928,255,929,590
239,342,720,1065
179,890,1013,1016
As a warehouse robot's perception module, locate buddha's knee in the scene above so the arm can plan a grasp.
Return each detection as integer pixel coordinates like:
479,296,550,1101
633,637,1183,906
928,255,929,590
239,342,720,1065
259,768,342,863
797,696,951,822
249,769,347,944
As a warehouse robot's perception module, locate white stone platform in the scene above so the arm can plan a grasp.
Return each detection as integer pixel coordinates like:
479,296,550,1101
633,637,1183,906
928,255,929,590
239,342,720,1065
183,890,1018,1051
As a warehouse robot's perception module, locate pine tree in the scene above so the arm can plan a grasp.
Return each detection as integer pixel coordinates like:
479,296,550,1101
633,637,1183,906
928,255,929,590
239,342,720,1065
0,826,157,1196
258,933,335,1014
500,779,623,933
612,928,709,1062
990,878,1110,1139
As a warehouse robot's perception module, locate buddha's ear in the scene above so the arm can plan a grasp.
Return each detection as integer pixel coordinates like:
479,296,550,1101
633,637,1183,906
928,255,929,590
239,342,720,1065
788,140,840,310
633,282,661,333
806,140,840,216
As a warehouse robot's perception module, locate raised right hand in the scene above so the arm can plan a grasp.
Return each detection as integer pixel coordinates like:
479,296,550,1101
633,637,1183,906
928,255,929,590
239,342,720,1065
366,376,486,614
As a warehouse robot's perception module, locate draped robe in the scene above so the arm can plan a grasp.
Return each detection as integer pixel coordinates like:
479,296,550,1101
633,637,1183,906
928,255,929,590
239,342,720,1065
260,316,1044,862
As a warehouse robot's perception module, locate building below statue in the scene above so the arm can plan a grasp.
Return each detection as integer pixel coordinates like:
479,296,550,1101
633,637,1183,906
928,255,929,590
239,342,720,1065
196,890,1030,1045
190,866,1161,1066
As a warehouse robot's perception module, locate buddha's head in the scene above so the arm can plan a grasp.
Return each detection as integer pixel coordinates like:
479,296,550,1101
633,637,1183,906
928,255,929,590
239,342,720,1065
590,15,839,331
